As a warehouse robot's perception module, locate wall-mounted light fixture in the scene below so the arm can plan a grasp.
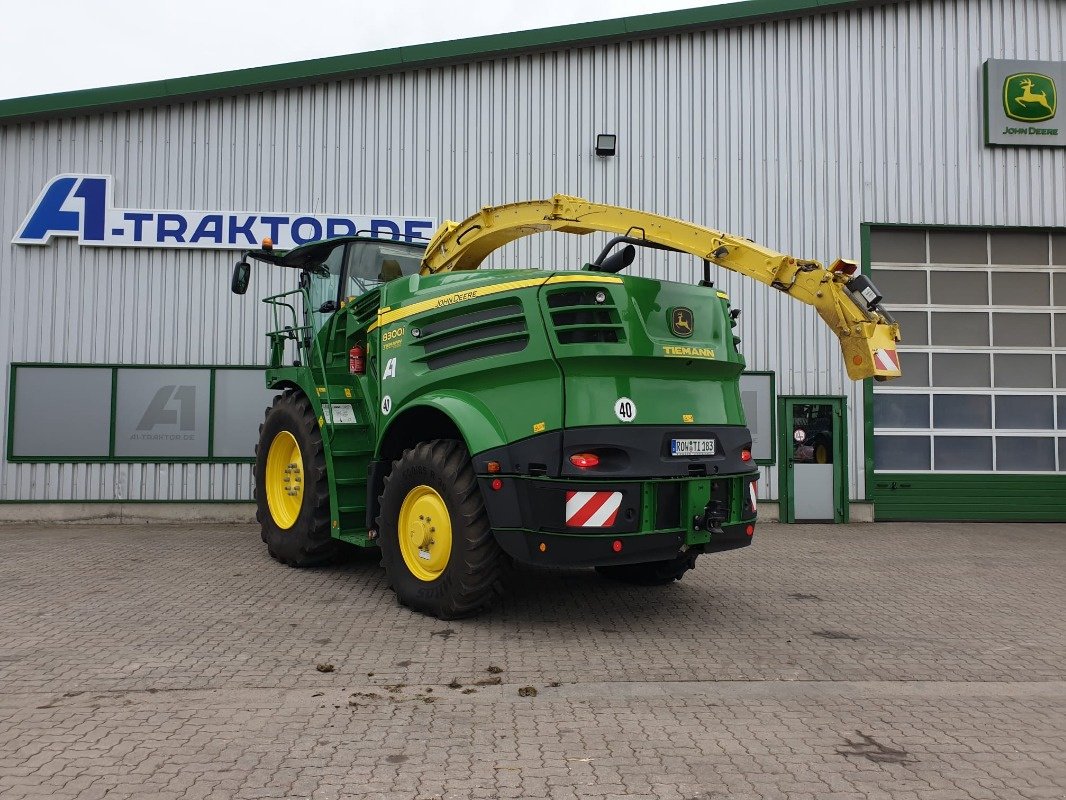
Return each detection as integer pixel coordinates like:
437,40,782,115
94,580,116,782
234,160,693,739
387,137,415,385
594,133,617,157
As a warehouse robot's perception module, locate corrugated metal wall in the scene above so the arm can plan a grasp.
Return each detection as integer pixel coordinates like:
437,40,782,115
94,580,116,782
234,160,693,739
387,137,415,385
1,0,1064,502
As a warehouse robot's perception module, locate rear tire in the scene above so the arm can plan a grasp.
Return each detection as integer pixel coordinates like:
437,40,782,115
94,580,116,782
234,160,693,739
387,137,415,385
377,439,505,619
595,551,698,586
254,391,339,567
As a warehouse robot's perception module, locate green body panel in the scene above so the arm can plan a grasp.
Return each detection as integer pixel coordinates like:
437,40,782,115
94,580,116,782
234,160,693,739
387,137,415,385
260,265,754,547
372,269,564,452
544,277,746,427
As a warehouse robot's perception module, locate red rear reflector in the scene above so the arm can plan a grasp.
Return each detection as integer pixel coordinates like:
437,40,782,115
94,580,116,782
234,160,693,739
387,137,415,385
612,540,623,553
569,453,600,468
491,478,503,491
741,450,752,462
745,524,755,536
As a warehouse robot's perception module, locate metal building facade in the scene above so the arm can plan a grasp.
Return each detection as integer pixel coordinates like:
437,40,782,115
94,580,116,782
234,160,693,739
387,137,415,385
0,0,1063,506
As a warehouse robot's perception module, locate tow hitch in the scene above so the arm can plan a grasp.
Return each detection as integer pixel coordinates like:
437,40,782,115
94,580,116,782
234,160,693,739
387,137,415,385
692,499,728,534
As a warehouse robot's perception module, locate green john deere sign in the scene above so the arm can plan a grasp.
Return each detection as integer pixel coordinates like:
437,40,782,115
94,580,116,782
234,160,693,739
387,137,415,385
1003,73,1056,122
985,59,1066,147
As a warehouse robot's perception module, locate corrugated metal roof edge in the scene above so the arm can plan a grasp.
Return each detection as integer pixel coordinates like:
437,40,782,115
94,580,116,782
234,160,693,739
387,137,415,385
0,0,893,124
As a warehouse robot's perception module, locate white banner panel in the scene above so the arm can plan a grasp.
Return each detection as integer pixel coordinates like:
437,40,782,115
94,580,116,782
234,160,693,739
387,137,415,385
13,174,437,250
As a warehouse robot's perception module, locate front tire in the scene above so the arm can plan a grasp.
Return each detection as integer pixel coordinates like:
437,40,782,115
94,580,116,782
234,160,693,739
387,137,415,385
254,391,338,567
377,439,505,619
595,551,698,586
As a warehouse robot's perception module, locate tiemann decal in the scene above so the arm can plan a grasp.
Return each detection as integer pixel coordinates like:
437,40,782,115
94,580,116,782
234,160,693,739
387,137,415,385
565,491,623,528
14,174,436,250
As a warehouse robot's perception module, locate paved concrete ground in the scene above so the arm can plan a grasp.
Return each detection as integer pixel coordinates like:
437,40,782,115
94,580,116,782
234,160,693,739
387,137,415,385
0,522,1063,800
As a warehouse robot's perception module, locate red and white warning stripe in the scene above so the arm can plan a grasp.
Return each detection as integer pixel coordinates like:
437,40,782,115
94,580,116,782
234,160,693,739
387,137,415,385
749,481,758,512
873,348,900,373
565,491,623,528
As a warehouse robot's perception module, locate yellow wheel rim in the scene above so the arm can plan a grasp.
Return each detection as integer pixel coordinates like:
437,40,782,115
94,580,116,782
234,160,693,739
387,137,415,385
398,485,452,582
265,431,304,529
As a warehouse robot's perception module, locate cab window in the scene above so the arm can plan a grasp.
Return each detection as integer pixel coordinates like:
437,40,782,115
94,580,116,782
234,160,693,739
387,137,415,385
345,241,424,297
306,242,347,329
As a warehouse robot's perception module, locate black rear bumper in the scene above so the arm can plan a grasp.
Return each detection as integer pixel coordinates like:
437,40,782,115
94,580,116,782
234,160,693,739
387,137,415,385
494,522,754,567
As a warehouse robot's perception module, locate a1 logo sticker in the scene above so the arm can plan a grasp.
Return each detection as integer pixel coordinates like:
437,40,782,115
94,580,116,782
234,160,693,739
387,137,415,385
614,397,637,422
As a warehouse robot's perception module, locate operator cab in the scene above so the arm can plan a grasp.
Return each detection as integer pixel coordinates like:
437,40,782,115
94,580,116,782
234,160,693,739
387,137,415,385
236,234,426,331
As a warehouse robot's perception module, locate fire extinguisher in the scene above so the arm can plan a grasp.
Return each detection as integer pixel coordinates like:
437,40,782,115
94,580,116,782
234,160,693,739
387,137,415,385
349,343,365,375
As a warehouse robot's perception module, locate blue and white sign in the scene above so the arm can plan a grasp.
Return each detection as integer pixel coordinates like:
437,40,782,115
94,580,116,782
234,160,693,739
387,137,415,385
13,174,437,249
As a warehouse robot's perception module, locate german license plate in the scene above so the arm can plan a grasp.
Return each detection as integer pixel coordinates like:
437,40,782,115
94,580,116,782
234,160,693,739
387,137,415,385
670,438,716,456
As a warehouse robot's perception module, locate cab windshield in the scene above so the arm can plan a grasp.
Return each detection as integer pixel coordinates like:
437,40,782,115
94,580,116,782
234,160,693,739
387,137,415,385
344,240,424,297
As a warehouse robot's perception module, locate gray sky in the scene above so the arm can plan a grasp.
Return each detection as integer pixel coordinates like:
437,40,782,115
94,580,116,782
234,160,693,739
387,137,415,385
0,0,725,100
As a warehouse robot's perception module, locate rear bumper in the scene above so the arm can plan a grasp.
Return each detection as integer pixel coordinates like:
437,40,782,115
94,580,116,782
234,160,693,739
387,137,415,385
473,424,758,567
493,523,754,567
477,472,758,567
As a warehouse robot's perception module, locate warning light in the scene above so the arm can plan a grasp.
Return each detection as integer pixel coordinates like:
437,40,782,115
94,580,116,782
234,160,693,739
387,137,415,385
745,524,755,536
491,478,503,491
486,461,501,474
611,540,623,553
853,355,863,365
538,542,547,553
569,453,600,469
262,237,273,250
741,450,752,462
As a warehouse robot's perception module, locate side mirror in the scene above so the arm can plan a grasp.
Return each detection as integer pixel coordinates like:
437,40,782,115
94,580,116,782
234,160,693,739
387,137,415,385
231,261,251,295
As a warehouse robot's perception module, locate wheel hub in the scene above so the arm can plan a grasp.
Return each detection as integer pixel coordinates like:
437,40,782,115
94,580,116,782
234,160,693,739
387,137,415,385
398,485,452,581
265,431,304,529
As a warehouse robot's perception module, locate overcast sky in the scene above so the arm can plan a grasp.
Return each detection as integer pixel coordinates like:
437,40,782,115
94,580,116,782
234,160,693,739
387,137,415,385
0,0,726,100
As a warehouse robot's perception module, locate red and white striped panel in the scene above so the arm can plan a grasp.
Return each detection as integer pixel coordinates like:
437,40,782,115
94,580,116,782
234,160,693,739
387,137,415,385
749,481,758,512
565,491,623,528
873,348,900,373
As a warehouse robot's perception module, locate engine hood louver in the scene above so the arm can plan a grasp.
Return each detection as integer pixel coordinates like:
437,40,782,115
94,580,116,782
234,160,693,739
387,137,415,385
412,297,529,370
545,287,625,344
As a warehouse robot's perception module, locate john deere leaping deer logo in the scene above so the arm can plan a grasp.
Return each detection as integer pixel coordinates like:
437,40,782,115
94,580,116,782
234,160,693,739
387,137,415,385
1004,73,1057,122
670,307,694,338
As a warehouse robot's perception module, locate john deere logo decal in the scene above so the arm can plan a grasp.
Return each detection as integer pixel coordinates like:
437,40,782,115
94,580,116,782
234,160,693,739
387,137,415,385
1004,73,1057,122
670,307,694,338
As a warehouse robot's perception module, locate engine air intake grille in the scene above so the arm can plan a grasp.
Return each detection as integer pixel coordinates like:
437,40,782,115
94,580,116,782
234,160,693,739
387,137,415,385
413,299,529,370
352,289,381,326
546,287,625,344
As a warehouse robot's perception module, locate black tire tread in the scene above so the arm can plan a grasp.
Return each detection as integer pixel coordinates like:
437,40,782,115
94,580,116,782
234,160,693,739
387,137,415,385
254,390,339,567
377,439,505,619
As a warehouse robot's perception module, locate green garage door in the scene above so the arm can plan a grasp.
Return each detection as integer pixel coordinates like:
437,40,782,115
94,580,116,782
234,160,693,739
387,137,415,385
867,226,1066,521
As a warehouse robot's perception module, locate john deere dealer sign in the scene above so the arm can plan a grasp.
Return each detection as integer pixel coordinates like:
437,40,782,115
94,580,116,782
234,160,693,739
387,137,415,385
985,59,1065,147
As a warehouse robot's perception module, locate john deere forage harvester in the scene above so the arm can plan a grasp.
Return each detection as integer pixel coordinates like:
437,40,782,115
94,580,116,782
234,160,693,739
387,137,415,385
230,195,900,618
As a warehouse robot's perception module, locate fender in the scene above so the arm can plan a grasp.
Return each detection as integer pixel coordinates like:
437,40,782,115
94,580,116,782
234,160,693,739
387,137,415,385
377,390,510,459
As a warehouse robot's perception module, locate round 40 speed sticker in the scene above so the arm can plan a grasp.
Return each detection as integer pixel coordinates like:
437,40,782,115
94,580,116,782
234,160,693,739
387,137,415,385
614,397,637,422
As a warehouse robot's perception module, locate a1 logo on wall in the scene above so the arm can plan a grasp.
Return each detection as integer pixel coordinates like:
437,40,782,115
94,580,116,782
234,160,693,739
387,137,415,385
13,174,436,250
1003,73,1057,123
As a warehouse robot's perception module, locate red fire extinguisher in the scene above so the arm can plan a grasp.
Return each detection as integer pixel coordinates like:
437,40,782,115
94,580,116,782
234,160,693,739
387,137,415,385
349,343,365,375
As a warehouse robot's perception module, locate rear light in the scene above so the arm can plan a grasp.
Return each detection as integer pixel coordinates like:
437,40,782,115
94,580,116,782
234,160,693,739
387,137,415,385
612,540,623,553
491,478,503,491
745,524,755,536
486,461,501,474
569,453,600,469
741,449,752,462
